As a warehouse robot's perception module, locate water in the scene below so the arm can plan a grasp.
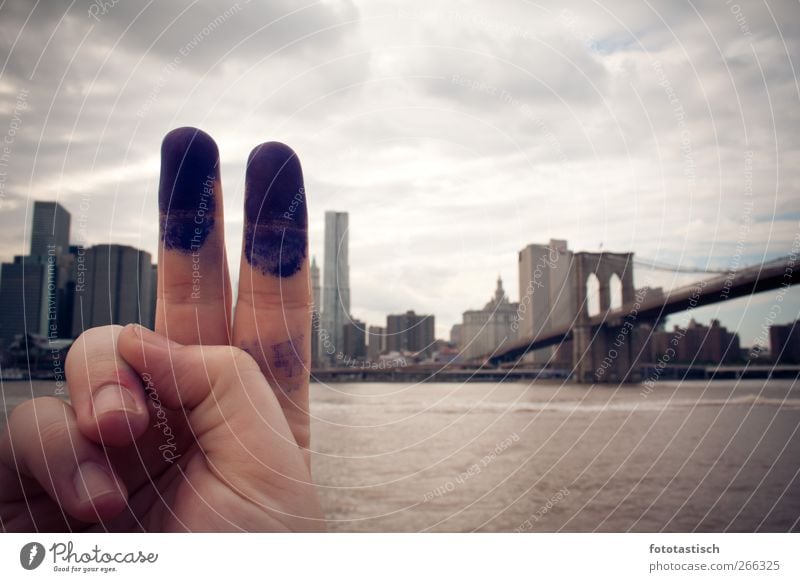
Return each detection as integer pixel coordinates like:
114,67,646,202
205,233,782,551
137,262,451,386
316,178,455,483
3,379,799,532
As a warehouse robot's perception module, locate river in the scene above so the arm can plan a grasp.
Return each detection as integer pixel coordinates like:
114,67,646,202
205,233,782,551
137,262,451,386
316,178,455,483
3,379,799,531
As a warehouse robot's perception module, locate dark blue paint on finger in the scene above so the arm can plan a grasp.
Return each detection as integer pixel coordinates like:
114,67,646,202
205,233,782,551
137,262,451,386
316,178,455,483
244,141,308,278
159,127,219,253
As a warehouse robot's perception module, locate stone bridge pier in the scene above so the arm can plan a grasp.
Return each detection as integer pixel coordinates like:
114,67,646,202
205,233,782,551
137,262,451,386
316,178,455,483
572,251,640,383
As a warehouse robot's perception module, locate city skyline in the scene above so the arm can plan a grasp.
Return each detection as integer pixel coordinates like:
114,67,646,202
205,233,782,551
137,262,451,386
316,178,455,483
1,1,799,345
3,198,798,348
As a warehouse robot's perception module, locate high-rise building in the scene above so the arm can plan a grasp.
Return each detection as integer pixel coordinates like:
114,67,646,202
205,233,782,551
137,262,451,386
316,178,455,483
517,239,575,364
0,201,74,343
386,310,435,357
770,321,800,363
30,201,70,257
449,323,463,346
0,256,48,343
367,325,387,361
310,256,321,366
71,244,155,336
322,211,350,360
342,319,367,361
458,277,519,359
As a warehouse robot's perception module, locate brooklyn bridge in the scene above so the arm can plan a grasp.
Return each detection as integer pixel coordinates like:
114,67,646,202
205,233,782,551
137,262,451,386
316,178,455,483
484,252,800,383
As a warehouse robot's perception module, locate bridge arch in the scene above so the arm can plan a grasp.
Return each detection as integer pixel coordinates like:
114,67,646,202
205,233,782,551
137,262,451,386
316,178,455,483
574,252,635,318
586,272,601,317
610,273,623,310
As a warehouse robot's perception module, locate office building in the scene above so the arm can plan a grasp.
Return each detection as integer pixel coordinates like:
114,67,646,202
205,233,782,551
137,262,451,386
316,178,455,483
458,277,519,359
321,211,350,361
386,310,435,357
648,319,740,364
30,201,70,258
517,239,575,364
342,319,367,361
449,323,463,346
310,256,321,366
770,321,800,363
0,257,48,343
367,325,387,361
71,244,155,335
0,201,74,343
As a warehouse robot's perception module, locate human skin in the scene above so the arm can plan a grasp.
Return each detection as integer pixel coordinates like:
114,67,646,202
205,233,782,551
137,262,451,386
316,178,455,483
0,128,325,532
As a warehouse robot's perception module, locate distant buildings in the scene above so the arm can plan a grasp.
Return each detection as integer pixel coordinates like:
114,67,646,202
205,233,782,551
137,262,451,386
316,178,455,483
0,201,156,346
770,321,800,363
458,276,519,360
647,319,740,364
386,310,435,357
321,211,350,362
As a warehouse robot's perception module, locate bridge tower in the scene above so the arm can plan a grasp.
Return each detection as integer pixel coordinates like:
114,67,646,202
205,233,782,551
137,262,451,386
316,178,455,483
572,251,637,383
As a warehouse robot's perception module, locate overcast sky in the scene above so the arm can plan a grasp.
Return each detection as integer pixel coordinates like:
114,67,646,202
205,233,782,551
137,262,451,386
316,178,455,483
1,0,798,344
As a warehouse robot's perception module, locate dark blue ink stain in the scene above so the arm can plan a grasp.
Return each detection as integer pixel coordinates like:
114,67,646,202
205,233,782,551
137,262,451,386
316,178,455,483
158,127,219,253
244,142,308,278
239,336,307,393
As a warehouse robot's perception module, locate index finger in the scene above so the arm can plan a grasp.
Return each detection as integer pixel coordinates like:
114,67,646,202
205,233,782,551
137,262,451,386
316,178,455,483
156,127,232,345
231,142,312,449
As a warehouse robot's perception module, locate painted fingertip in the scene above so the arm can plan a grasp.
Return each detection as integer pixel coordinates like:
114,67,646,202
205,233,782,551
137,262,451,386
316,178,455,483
159,127,219,253
244,142,308,278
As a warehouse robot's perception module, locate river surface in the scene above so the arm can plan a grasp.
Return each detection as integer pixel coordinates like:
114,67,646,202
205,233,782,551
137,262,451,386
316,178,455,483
3,379,799,532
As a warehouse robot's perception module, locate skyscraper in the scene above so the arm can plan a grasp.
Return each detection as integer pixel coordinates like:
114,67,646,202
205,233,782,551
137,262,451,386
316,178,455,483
386,310,435,357
367,325,387,361
71,244,155,336
322,211,350,360
517,239,575,364
0,257,48,342
342,319,367,361
310,255,321,366
0,202,73,343
30,201,70,257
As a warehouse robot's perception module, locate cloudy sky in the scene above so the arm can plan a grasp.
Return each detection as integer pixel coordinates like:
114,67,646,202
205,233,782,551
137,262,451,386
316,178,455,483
1,0,798,344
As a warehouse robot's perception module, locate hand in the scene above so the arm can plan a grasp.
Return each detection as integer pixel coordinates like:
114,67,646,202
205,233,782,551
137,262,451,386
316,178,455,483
0,128,324,531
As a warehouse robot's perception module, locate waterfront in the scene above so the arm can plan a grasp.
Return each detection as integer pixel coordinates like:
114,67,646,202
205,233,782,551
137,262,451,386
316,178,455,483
2,379,799,532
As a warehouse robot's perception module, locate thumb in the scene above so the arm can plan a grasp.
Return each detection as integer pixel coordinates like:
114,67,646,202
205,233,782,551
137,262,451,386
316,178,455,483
117,324,312,503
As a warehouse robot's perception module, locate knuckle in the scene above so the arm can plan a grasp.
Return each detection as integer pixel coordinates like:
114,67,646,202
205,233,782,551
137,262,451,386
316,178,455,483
66,325,123,373
37,418,71,451
9,397,71,451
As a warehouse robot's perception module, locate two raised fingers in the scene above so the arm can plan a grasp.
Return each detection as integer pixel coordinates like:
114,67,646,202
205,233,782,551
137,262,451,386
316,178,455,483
157,129,312,448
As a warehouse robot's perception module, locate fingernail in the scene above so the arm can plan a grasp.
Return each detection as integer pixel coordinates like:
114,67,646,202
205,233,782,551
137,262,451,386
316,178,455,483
93,384,139,418
244,142,307,278
73,462,119,503
128,324,179,348
159,127,219,252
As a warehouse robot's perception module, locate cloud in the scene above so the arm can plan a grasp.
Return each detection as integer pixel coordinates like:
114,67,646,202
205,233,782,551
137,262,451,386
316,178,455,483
1,0,798,343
